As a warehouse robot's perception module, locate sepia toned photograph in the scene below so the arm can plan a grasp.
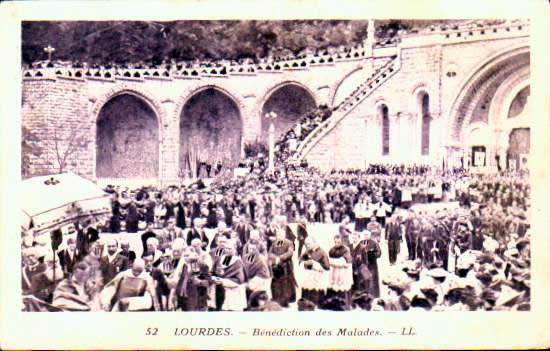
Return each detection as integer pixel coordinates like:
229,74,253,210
20,18,532,314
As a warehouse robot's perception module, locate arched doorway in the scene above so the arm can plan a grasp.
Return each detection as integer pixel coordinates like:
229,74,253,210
96,94,159,179
448,45,530,169
507,128,530,170
450,46,529,142
179,88,242,178
261,83,316,143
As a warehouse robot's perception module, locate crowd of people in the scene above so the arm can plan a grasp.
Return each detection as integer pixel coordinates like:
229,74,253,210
273,105,333,164
21,160,530,312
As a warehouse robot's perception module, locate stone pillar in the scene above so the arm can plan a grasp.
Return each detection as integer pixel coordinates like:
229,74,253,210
268,122,275,171
160,99,180,184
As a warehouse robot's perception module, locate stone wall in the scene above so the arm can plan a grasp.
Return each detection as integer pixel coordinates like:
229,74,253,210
21,25,529,180
22,76,93,178
304,33,530,170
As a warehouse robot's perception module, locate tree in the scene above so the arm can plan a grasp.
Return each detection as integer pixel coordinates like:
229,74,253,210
21,126,44,178
52,122,91,174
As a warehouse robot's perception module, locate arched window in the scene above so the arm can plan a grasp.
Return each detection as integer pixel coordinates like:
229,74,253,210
381,105,390,155
421,93,430,155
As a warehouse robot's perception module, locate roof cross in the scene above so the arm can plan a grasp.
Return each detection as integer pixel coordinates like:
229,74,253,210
44,45,55,61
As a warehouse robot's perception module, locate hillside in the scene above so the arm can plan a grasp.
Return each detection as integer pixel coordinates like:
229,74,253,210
22,20,480,65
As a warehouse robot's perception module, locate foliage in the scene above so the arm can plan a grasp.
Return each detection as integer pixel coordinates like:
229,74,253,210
21,126,43,178
21,20,474,65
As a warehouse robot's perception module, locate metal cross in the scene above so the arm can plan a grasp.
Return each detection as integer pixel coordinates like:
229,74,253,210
44,45,55,61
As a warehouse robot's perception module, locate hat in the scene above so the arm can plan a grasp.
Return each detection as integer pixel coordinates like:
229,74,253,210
297,298,316,311
426,268,449,279
24,246,47,258
495,285,523,308
351,292,373,310
402,260,422,275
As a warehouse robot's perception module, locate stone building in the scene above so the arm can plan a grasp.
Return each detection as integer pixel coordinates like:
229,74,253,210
21,19,531,185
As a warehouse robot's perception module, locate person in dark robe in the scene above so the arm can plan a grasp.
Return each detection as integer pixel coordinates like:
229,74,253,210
145,197,156,225
110,195,122,233
190,194,201,227
350,232,372,302
222,200,234,227
362,230,382,297
385,214,403,265
58,237,81,275
99,238,130,285
119,240,136,264
125,200,139,233
326,234,353,309
268,228,297,307
235,216,253,249
212,240,247,311
242,242,271,300
405,217,420,260
206,200,218,229
187,218,209,250
184,248,212,311
248,195,257,223
104,258,159,311
76,217,99,257
175,198,187,230
144,253,171,311
296,217,308,257
298,237,330,308
163,200,176,227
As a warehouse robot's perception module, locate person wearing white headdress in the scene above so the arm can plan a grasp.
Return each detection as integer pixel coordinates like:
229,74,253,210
142,237,162,267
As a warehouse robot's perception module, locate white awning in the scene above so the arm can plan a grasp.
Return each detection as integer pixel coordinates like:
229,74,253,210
21,173,112,233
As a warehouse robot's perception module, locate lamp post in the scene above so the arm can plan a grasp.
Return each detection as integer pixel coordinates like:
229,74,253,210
265,111,278,172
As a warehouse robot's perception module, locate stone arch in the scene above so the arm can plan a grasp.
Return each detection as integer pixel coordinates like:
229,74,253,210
174,84,247,124
448,44,530,142
177,85,244,176
329,64,364,107
95,93,161,179
258,81,318,142
258,80,320,111
91,83,165,126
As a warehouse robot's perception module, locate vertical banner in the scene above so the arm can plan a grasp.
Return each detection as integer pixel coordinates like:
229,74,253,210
474,151,486,167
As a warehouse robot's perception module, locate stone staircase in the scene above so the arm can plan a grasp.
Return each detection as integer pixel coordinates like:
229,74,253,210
291,56,401,162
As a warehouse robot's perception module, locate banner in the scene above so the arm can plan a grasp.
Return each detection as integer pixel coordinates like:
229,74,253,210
474,151,486,167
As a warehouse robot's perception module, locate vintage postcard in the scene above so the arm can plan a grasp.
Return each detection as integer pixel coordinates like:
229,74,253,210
1,0,549,349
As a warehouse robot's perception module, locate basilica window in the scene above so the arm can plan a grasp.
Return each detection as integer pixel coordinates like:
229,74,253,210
380,104,390,155
421,93,430,155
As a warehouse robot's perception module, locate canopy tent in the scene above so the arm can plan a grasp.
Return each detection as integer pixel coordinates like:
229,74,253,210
22,173,112,234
